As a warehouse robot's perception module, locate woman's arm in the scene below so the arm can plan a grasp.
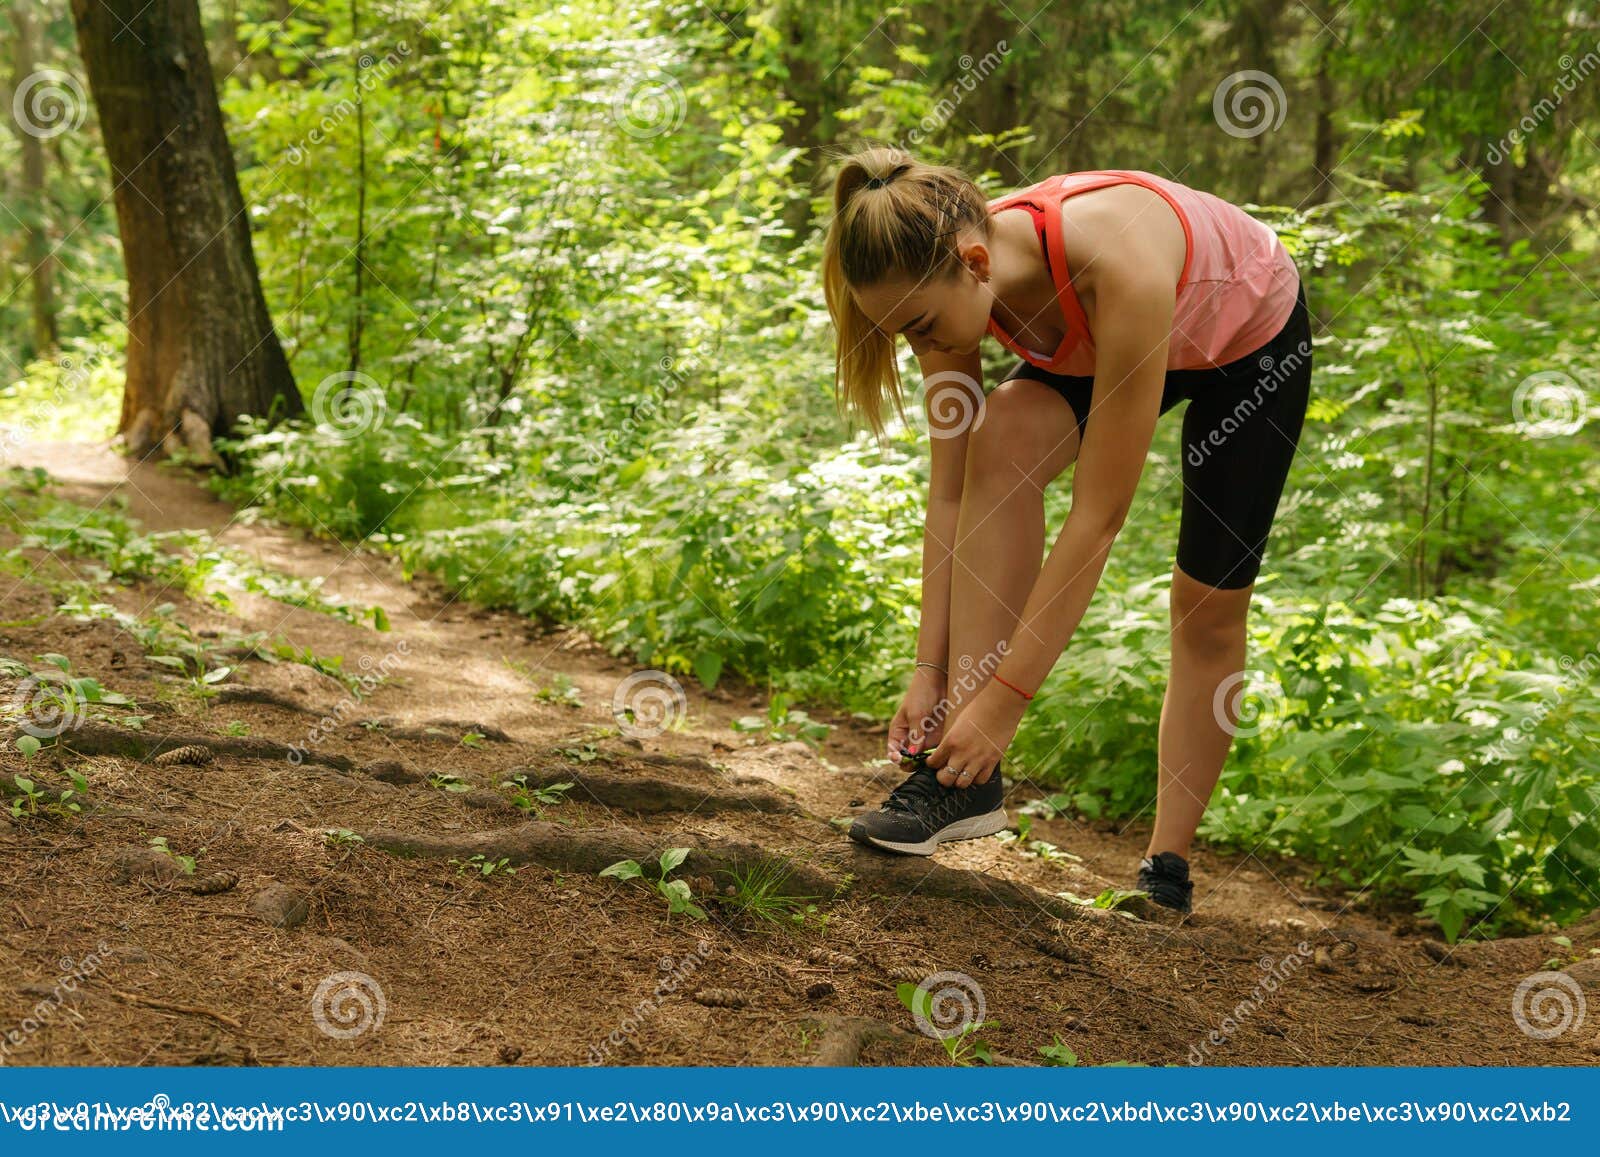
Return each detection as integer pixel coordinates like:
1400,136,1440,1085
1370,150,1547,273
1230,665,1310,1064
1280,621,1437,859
913,347,984,670
989,257,1175,694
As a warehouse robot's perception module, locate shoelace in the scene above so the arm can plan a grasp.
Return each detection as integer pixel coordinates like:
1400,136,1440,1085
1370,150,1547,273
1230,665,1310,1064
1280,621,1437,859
882,765,947,815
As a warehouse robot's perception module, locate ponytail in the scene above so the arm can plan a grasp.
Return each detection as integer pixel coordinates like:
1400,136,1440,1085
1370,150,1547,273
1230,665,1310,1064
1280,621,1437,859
820,145,991,441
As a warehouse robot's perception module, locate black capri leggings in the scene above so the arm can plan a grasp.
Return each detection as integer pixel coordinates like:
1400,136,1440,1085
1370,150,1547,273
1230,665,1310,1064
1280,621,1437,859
1001,280,1312,590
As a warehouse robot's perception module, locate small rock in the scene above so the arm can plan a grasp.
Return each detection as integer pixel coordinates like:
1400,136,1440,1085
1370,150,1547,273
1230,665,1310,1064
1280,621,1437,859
621,737,644,750
497,1044,523,1064
460,789,517,813
776,741,815,762
848,798,865,807
250,883,309,928
113,846,182,884
805,981,835,1001
1564,958,1600,991
694,988,750,1009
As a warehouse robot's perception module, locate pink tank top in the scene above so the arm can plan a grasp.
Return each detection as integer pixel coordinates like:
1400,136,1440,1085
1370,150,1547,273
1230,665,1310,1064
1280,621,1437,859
985,170,1300,374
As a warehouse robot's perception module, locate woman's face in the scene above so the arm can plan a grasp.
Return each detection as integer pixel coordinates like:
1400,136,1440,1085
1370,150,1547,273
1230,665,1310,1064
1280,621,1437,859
851,243,993,359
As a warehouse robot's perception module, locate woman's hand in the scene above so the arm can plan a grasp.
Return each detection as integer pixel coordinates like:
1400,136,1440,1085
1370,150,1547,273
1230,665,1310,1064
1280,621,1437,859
886,666,949,761
924,680,1030,787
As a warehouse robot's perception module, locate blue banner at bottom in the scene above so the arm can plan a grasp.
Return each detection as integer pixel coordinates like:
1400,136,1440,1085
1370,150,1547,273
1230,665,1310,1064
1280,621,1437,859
0,1067,1590,1153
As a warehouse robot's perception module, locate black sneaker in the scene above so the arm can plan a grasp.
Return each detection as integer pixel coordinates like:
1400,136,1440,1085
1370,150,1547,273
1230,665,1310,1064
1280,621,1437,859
1137,851,1194,913
847,749,1009,855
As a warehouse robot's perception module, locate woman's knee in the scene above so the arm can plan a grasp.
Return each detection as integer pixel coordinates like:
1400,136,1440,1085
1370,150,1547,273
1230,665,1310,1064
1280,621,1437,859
1170,565,1251,649
965,379,1079,492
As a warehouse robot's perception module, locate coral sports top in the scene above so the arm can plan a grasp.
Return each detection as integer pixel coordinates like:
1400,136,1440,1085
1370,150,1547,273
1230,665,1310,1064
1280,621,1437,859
985,170,1301,375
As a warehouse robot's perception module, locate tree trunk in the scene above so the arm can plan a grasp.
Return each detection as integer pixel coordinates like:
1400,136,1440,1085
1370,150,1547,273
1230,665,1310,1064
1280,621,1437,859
10,3,59,357
1307,9,1338,206
70,0,300,463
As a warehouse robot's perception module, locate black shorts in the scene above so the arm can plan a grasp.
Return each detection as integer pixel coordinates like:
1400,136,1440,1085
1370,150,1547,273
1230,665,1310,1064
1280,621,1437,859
1000,280,1312,590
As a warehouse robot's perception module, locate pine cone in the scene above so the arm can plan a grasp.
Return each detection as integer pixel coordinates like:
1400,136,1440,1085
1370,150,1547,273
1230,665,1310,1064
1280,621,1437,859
154,745,214,767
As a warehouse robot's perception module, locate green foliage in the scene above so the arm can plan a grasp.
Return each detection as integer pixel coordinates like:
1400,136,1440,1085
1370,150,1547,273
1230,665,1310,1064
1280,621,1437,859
499,774,573,816
731,691,833,748
600,846,708,921
148,836,200,876
6,0,1598,942
894,982,996,1066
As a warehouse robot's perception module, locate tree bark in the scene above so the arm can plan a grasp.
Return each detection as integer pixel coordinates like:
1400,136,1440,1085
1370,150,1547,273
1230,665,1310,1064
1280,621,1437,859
70,0,300,463
10,3,59,356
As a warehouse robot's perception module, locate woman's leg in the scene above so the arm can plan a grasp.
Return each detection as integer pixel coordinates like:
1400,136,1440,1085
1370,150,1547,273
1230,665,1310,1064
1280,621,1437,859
1149,566,1253,858
941,378,1083,732
1150,288,1314,858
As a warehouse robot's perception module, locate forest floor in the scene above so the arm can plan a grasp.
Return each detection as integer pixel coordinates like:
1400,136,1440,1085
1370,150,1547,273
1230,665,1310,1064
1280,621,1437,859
1,442,1597,1068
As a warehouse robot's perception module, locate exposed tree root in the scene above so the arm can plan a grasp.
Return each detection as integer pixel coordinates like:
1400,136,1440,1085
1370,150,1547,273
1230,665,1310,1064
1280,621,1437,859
356,822,848,898
166,409,221,469
356,821,1178,942
801,1014,923,1065
212,686,319,714
621,751,719,773
364,718,515,743
509,764,811,818
840,847,1176,940
50,720,353,770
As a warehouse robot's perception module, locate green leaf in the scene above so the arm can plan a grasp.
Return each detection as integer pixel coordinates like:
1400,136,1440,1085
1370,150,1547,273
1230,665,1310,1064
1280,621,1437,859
692,651,724,691
15,736,41,759
599,859,643,881
658,846,689,875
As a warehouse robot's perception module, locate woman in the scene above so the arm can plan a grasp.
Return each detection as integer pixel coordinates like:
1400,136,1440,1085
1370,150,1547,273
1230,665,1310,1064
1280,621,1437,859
820,146,1313,913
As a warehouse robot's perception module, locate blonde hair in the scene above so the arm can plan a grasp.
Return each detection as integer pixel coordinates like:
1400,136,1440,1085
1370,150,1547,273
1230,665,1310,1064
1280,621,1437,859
821,145,991,440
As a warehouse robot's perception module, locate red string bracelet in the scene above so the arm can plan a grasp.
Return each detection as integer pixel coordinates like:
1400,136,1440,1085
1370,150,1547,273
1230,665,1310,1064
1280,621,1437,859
992,672,1034,701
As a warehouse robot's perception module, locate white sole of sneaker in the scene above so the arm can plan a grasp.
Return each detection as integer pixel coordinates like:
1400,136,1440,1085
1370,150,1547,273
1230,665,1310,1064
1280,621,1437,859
858,808,1010,856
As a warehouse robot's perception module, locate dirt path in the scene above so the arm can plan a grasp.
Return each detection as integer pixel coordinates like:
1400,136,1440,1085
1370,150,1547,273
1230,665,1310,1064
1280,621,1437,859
1,442,1595,1067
